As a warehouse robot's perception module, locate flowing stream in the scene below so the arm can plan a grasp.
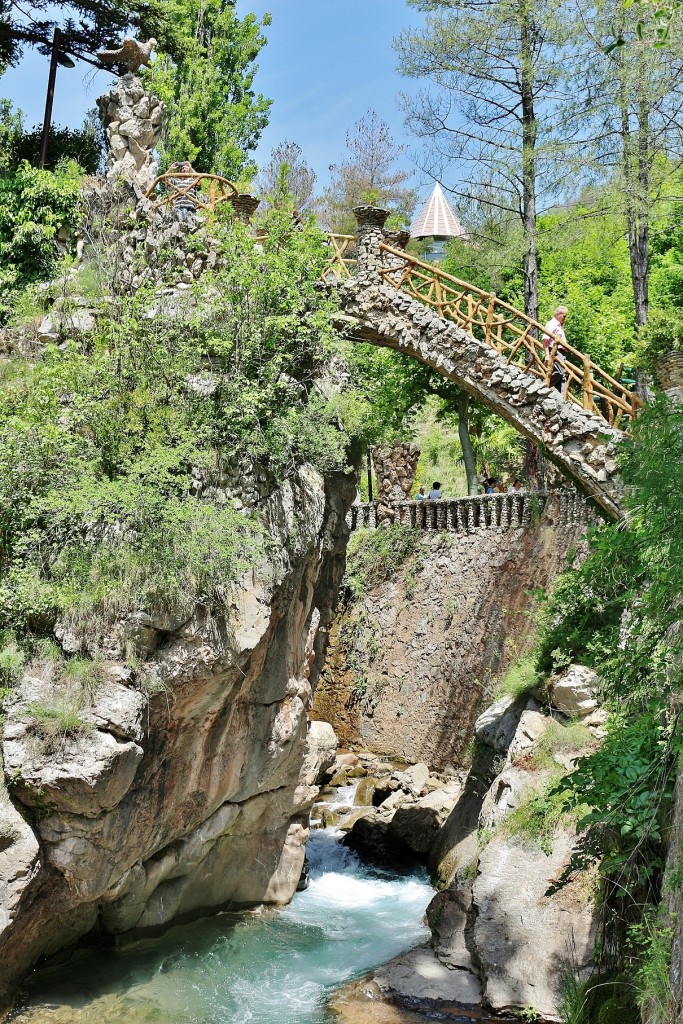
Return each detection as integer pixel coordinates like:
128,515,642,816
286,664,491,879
12,784,433,1024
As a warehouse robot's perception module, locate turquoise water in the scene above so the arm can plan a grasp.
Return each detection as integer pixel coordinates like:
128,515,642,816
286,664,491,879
13,823,433,1024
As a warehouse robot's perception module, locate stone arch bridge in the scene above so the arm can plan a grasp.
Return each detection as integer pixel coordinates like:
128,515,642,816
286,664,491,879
328,207,639,521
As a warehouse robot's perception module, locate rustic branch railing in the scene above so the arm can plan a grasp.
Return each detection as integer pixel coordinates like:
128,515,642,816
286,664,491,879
322,234,358,281
377,243,641,431
145,173,239,214
347,491,600,532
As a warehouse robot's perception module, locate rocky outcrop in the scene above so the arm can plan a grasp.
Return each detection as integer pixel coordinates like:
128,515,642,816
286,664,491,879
339,682,602,1022
313,505,590,770
0,466,354,1009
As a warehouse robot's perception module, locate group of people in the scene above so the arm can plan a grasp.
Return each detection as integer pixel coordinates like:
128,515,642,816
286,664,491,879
413,478,525,500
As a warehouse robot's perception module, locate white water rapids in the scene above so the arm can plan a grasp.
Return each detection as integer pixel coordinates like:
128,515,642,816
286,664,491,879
13,787,433,1024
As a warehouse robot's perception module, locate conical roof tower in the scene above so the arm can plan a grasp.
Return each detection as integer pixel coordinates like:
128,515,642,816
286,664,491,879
410,182,467,242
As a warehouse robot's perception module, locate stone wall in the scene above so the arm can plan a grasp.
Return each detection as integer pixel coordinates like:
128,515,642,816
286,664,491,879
312,495,588,770
0,467,354,1010
96,74,163,195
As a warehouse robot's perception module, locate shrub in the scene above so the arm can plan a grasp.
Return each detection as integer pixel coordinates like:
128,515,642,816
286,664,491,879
345,525,421,599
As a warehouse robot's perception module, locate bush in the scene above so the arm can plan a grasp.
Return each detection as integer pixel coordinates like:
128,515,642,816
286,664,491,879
345,526,421,599
0,214,352,648
0,159,84,323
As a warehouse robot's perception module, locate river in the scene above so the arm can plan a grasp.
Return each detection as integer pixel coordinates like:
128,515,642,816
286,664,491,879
10,784,433,1024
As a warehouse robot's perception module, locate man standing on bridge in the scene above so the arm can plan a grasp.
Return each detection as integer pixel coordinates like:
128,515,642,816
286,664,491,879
543,305,568,356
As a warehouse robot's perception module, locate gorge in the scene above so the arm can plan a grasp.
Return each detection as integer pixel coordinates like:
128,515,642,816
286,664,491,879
0,40,681,1024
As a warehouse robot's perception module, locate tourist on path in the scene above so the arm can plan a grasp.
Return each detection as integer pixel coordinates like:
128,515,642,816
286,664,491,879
543,305,568,356
508,479,526,495
415,485,427,500
428,482,442,499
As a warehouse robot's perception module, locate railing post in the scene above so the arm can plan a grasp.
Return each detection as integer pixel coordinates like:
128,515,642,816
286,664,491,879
582,356,593,411
353,205,389,278
485,294,497,349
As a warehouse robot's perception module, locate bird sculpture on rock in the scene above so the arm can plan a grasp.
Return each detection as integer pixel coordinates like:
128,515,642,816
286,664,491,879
96,37,157,73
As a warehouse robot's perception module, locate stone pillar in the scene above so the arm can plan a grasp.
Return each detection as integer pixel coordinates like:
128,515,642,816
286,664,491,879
654,351,683,405
96,73,164,196
353,205,389,276
231,193,260,225
371,442,420,522
384,229,411,251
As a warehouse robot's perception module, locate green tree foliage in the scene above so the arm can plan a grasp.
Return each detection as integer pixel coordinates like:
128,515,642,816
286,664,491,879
0,100,100,173
0,158,83,323
0,213,349,647
142,0,271,178
538,399,683,931
0,0,188,71
321,110,417,234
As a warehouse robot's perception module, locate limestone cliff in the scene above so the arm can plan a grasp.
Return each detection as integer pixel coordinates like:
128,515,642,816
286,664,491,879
313,494,590,770
0,466,353,1010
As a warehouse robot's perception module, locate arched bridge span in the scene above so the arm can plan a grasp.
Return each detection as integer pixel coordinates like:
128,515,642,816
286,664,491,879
331,207,636,521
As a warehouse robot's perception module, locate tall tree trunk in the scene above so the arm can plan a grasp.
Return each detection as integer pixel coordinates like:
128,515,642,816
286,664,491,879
520,5,543,483
456,392,478,495
520,6,539,326
619,54,650,328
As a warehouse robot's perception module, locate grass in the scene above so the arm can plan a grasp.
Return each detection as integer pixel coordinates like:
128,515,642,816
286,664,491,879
27,698,89,749
345,525,421,599
496,654,542,701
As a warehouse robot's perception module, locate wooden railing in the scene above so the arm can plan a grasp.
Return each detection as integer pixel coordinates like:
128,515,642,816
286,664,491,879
322,234,357,281
378,243,641,430
145,173,239,214
347,491,600,532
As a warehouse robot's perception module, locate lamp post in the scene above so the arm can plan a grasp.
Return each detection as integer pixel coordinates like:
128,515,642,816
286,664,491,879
39,27,75,169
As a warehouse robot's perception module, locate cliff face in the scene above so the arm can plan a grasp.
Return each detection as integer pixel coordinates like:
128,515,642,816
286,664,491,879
313,497,589,770
0,466,353,1009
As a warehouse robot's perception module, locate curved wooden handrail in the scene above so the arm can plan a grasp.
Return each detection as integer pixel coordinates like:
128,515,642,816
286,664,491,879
144,173,239,213
378,242,641,430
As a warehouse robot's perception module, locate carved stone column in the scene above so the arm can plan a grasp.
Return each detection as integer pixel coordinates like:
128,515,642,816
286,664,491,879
96,73,164,196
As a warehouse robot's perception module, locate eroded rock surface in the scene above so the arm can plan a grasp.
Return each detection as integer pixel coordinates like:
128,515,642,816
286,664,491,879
0,466,353,1008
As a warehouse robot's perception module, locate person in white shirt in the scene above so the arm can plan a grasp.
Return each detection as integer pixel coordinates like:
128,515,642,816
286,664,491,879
543,306,568,356
508,479,526,495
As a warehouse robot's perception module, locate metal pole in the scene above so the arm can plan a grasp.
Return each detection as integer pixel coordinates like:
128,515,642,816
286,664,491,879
40,28,61,169
367,450,373,503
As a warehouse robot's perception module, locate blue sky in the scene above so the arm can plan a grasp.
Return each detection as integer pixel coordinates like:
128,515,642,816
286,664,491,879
1,0,434,197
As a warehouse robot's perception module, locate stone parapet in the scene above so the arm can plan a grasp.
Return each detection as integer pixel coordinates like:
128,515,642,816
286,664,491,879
347,489,600,532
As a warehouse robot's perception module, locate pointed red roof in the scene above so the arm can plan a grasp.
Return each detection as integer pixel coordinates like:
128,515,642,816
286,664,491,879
410,182,467,240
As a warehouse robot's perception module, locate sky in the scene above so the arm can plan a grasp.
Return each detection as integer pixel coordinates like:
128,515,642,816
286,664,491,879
1,0,435,199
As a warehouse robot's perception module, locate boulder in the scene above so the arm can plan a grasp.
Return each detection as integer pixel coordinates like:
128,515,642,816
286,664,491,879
479,766,541,829
507,701,551,760
371,944,482,1006
353,777,376,806
473,833,596,1020
474,693,527,753
372,775,400,806
389,788,457,856
548,665,600,718
342,813,400,865
395,762,430,796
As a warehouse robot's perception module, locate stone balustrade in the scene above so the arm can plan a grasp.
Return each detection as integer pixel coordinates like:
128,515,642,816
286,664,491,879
347,490,600,533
